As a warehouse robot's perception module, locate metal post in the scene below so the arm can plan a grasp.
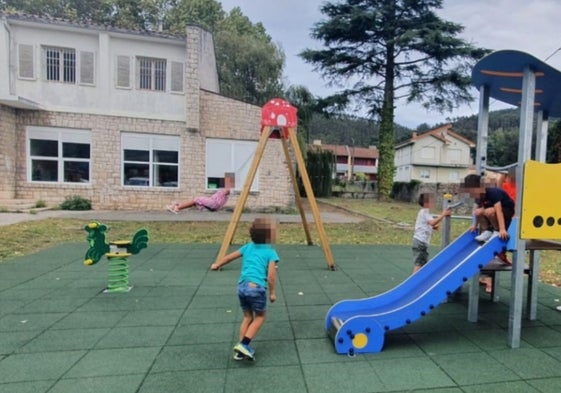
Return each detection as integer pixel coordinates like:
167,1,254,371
441,193,452,249
509,66,535,348
468,85,489,323
526,110,549,320
475,85,490,176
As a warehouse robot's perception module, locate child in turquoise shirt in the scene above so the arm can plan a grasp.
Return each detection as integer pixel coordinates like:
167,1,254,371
210,217,279,361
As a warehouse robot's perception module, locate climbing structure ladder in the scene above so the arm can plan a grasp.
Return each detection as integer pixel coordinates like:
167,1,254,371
214,98,335,270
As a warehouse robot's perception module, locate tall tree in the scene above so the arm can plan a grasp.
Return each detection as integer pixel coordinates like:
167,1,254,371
300,0,488,199
1,0,111,21
165,0,224,32
166,2,284,105
108,0,150,29
284,85,318,143
547,120,561,163
214,7,284,106
487,128,519,167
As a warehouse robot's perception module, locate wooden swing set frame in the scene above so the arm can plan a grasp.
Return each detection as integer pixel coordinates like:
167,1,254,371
213,98,335,270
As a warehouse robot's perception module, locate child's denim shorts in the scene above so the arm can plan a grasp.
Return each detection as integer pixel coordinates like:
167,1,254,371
237,281,267,313
412,237,429,267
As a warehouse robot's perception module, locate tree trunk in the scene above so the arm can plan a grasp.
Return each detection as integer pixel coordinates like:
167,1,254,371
377,44,396,200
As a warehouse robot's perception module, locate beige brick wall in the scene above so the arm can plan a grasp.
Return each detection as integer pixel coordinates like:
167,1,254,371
3,22,294,211
200,91,294,209
0,105,17,199
13,98,294,210
15,111,189,209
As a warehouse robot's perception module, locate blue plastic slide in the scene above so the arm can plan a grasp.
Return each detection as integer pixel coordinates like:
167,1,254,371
326,229,506,355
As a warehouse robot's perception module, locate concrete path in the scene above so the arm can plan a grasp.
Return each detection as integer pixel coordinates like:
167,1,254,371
0,206,363,226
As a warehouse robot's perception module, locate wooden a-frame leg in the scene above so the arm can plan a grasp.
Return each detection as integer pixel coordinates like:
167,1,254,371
288,128,335,270
214,127,271,264
280,134,313,245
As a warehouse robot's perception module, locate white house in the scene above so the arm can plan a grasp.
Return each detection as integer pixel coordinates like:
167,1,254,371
0,12,293,210
394,124,475,183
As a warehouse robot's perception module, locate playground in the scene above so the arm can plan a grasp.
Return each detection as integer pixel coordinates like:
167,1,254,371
2,50,561,391
1,241,561,393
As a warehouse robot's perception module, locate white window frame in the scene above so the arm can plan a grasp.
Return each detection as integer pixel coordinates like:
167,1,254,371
43,46,76,83
206,139,258,191
27,126,91,184
121,132,179,188
420,169,431,179
137,56,167,91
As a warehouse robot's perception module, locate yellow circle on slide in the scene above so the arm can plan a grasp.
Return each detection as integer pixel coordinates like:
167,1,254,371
352,333,368,349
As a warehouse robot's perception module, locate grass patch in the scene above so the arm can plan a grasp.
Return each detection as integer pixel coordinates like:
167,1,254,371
1,198,560,287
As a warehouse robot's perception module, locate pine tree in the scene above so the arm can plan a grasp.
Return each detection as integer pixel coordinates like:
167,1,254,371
300,0,488,199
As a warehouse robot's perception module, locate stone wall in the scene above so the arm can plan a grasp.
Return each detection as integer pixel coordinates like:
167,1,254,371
415,182,474,216
200,90,294,209
15,111,186,209
12,95,294,211
4,22,293,211
0,105,17,199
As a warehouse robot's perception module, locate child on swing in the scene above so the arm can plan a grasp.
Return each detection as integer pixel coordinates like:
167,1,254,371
167,173,234,213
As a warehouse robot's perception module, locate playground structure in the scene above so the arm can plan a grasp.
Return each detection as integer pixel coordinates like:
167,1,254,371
326,50,561,354
83,221,149,292
214,98,335,270
327,224,516,354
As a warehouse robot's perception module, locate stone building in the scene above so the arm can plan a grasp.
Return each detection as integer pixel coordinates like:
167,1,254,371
0,12,292,210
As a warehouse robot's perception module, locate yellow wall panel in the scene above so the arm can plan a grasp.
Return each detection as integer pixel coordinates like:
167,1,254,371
521,160,561,239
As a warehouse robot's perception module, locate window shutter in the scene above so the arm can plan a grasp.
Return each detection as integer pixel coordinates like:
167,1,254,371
171,61,184,92
18,44,35,79
79,51,95,84
116,55,130,88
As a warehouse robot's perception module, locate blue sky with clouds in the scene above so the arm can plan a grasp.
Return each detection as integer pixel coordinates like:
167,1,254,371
219,0,561,128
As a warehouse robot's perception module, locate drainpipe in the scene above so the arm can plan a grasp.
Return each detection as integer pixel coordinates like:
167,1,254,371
2,17,15,95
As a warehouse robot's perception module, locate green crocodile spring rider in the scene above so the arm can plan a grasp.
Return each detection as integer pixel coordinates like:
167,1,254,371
84,221,149,293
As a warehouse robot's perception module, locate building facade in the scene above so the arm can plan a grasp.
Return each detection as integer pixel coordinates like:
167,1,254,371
394,124,474,183
310,141,379,181
0,13,292,210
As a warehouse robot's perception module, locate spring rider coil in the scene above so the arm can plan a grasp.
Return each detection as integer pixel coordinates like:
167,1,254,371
83,222,149,293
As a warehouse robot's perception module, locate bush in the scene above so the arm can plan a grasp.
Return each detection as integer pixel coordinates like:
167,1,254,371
390,180,421,202
35,200,47,208
60,195,92,210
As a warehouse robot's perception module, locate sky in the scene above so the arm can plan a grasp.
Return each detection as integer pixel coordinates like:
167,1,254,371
218,0,561,129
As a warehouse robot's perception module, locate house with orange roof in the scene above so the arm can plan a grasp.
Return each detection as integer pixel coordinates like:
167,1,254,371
310,141,379,180
394,124,475,183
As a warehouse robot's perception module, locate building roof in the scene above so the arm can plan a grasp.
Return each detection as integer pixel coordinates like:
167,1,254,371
395,124,475,149
0,11,185,41
309,143,379,159
471,50,561,118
